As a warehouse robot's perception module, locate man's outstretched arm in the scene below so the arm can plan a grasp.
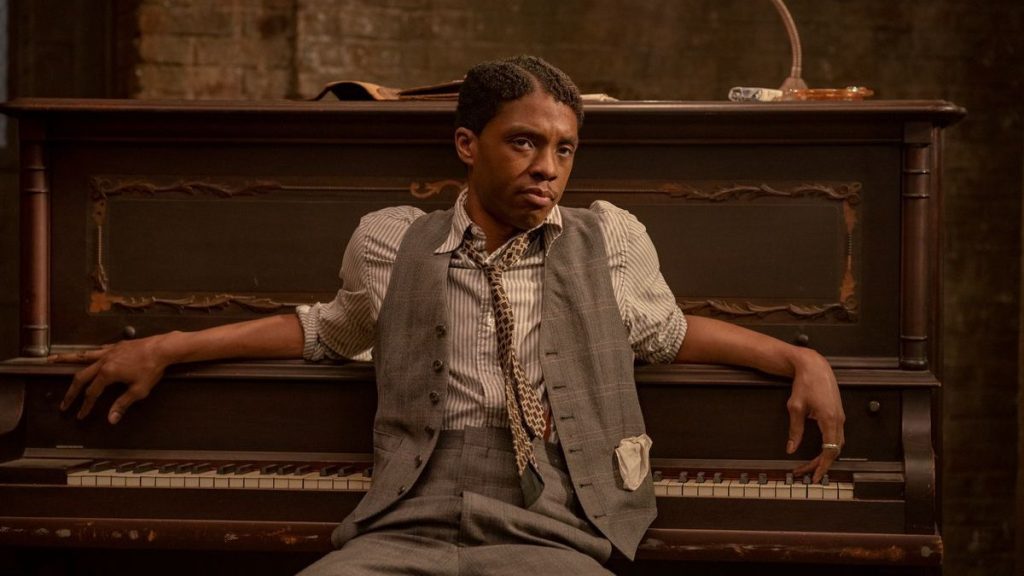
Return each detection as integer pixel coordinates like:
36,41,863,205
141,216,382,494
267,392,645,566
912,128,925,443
53,314,305,425
674,315,846,482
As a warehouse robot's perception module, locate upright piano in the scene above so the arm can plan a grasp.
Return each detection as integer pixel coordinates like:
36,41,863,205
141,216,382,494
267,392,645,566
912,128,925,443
0,98,964,574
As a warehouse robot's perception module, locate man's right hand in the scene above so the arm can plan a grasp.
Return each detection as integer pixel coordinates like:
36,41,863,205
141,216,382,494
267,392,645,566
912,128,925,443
52,334,173,425
50,314,306,425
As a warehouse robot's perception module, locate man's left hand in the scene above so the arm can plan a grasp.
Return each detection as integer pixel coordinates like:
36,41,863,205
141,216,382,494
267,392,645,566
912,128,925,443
785,349,845,482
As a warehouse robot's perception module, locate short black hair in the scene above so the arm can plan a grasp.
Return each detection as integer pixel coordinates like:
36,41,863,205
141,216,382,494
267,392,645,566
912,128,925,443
455,55,583,135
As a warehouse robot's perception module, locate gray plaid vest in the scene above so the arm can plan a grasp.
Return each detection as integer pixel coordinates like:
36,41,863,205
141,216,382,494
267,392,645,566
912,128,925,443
347,207,656,559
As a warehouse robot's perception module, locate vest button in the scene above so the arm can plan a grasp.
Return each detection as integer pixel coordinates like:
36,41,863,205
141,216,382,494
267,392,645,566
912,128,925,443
429,390,441,404
425,425,436,436
432,359,444,372
435,324,447,338
398,485,406,495
414,455,423,467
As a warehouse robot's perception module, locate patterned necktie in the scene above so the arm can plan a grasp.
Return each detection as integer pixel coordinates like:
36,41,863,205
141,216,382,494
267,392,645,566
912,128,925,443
461,230,546,506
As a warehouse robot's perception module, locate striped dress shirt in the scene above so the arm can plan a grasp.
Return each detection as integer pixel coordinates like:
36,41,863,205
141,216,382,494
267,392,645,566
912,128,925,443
297,192,687,431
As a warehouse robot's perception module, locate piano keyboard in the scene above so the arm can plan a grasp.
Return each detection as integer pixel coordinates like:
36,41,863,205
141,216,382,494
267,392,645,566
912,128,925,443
651,470,853,500
64,460,851,500
66,460,373,491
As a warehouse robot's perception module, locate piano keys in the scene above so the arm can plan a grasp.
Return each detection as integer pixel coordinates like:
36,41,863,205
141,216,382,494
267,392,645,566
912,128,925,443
12,456,859,498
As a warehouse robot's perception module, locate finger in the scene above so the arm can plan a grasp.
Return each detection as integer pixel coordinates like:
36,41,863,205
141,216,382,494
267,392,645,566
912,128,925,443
785,399,806,454
108,386,151,425
813,450,838,483
812,437,842,482
61,361,103,411
76,373,114,420
792,456,820,477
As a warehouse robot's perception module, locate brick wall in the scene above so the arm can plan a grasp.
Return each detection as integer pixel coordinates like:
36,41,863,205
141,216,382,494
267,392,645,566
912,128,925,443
134,0,296,99
8,1,1024,574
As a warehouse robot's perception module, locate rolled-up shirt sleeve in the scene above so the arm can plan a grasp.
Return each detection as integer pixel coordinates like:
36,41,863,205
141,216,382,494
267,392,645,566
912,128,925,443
592,201,687,364
296,206,423,362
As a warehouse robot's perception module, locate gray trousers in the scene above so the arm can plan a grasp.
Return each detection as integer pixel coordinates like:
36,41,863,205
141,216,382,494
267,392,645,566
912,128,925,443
298,427,614,575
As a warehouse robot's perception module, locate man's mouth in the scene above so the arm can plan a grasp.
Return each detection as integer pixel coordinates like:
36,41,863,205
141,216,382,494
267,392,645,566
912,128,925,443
522,187,554,208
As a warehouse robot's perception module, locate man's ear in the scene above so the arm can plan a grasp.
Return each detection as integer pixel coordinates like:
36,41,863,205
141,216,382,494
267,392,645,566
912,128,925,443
454,127,477,166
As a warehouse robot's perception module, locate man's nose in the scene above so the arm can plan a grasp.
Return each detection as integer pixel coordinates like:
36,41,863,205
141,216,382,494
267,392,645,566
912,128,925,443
530,148,558,181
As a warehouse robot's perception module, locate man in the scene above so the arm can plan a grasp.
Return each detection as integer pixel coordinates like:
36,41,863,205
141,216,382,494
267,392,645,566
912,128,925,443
57,56,844,575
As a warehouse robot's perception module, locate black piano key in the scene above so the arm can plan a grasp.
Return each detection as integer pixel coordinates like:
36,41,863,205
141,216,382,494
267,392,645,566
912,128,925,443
739,472,749,484
89,460,115,473
802,474,812,485
757,473,768,485
293,465,310,475
234,464,254,475
260,463,279,475
695,471,705,484
193,463,213,474
175,462,195,474
678,471,688,483
277,464,295,475
159,462,180,474
712,472,722,484
335,466,352,477
363,467,373,478
115,461,138,473
821,474,830,486
217,463,237,475
89,457,114,471
785,472,794,485
134,462,157,474
652,470,663,482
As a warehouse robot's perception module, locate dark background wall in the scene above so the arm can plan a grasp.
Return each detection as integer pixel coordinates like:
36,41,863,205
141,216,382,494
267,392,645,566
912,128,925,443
3,1,1022,575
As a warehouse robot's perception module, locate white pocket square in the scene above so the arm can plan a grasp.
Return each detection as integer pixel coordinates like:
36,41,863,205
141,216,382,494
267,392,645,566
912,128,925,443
614,433,653,491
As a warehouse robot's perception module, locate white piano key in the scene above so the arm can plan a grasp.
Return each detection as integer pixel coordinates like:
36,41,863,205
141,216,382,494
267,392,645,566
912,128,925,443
682,480,698,497
195,470,217,488
728,480,745,498
807,484,824,499
299,471,321,487
664,479,683,497
712,480,730,498
344,471,371,491
696,481,714,498
653,478,669,496
114,472,141,488
822,482,840,500
791,484,808,499
758,480,776,499
237,471,261,489
838,482,855,500
775,483,793,499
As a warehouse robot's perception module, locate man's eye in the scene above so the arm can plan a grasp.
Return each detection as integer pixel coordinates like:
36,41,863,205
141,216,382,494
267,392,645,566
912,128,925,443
558,146,575,157
511,137,534,149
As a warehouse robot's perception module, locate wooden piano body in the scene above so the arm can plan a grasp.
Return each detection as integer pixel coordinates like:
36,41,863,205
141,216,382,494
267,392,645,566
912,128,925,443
0,98,963,574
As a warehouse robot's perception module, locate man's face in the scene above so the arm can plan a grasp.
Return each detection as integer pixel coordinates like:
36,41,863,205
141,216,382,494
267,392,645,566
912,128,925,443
456,90,579,248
